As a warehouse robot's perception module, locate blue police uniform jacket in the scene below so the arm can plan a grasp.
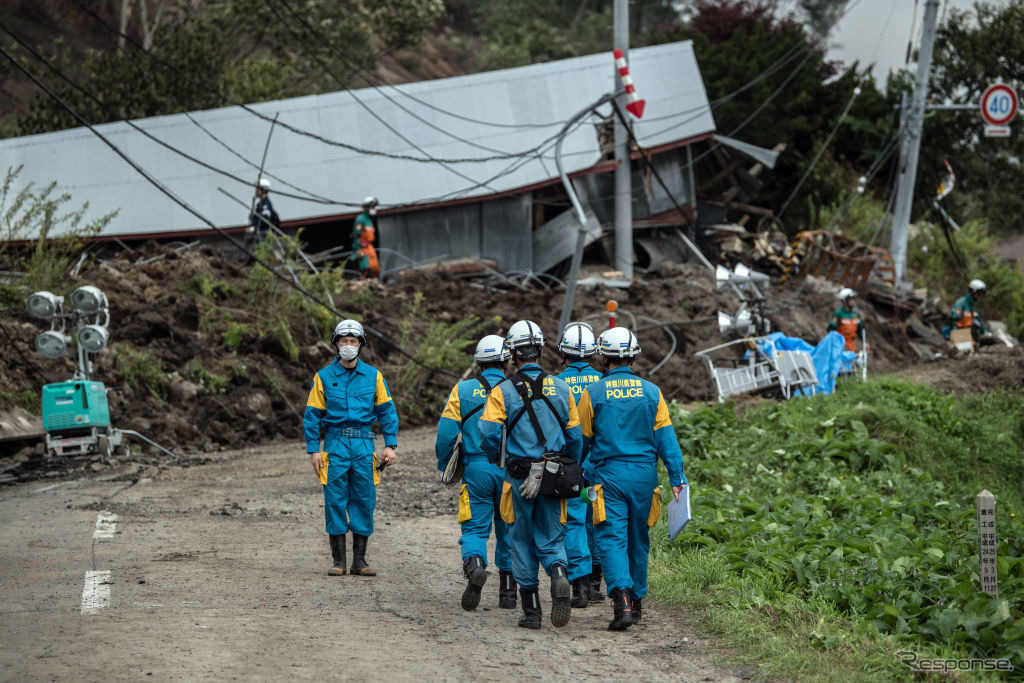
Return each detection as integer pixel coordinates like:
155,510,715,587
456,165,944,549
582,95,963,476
576,366,686,486
478,363,582,463
557,361,602,400
303,357,399,454
434,367,507,468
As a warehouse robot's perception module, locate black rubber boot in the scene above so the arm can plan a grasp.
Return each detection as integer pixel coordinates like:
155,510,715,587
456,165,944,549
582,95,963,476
549,564,571,628
461,556,488,611
631,597,643,624
518,587,542,629
349,533,376,576
498,570,517,609
608,588,634,631
327,534,346,576
588,565,605,602
571,577,589,608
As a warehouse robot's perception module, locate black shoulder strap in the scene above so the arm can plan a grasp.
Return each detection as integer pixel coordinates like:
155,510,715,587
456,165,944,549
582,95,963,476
460,376,493,425
507,372,548,449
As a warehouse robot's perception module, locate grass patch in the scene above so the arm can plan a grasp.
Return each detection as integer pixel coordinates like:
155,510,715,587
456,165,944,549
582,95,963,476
654,380,1024,679
221,322,247,349
115,343,169,400
0,388,39,414
180,273,239,299
182,359,229,394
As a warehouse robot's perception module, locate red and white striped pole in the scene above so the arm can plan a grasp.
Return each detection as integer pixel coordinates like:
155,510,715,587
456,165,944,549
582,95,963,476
613,49,646,119
607,300,618,329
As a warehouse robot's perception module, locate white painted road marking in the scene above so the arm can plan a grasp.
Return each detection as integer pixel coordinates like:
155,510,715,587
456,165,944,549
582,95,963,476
93,512,117,539
81,570,111,613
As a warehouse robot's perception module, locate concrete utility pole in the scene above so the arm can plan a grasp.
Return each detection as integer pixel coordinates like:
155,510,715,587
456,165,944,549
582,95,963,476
889,0,941,288
613,0,633,280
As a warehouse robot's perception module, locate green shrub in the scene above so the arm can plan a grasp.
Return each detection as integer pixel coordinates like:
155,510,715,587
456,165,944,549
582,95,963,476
115,343,170,400
656,381,1024,674
222,322,247,349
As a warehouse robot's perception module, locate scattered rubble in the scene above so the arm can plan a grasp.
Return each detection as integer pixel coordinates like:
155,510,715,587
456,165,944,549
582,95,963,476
0,240,1020,484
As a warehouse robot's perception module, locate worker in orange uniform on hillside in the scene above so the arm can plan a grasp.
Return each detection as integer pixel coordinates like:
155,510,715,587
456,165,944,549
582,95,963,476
827,288,864,353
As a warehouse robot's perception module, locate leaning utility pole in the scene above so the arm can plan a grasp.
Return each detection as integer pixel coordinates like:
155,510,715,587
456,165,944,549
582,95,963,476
889,0,941,288
613,0,633,280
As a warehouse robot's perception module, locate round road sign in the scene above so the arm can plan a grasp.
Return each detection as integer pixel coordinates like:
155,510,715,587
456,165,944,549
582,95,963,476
980,83,1018,126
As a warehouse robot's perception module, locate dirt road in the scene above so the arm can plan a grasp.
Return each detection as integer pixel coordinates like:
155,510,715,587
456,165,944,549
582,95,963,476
0,426,744,681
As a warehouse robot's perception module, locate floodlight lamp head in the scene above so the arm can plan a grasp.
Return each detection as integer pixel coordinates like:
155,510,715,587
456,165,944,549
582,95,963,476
27,291,63,319
78,324,110,352
35,330,70,358
715,265,732,291
70,286,107,314
717,309,754,337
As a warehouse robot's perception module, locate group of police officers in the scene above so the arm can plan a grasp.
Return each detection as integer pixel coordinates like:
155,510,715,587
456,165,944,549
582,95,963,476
304,317,687,631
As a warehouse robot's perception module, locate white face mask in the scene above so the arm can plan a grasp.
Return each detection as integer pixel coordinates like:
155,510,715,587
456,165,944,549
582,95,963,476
368,208,377,216
338,346,359,361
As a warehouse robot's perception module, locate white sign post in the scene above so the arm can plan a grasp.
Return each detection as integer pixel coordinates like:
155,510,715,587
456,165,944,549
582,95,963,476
976,489,998,598
980,83,1018,137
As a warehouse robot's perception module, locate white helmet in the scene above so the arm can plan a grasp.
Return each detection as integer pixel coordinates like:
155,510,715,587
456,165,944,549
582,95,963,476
838,287,856,303
506,320,544,349
331,319,366,347
258,178,271,190
558,322,596,358
362,196,379,208
969,279,986,295
474,335,511,364
597,327,641,358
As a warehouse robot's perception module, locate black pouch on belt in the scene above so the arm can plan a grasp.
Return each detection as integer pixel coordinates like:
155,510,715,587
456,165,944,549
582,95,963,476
506,459,534,480
538,452,585,499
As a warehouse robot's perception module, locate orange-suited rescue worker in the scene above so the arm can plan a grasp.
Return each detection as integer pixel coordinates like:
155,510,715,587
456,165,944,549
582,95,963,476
435,335,516,612
944,279,988,341
304,320,398,577
555,322,603,608
827,288,864,353
577,327,686,631
479,320,583,630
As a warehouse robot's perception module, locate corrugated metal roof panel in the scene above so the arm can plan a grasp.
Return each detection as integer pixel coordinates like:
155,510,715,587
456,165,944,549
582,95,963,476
1,40,714,239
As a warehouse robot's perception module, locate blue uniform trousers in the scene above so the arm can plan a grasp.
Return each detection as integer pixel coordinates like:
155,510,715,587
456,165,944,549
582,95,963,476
565,496,592,582
459,457,512,570
323,437,376,536
508,472,567,589
593,459,658,599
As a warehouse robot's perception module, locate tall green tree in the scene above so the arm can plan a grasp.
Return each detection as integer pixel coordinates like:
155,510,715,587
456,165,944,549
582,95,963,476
659,0,893,233
7,0,443,136
917,0,1024,237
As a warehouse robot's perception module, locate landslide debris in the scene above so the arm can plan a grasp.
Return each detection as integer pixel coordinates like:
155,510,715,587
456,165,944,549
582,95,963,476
1,241,1020,484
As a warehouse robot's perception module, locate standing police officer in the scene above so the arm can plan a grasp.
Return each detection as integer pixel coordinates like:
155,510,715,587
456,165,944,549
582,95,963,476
304,320,398,577
555,322,603,608
435,335,516,611
576,327,686,631
479,320,582,629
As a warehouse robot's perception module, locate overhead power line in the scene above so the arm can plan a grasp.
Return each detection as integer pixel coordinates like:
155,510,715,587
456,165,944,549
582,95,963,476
0,43,459,378
67,0,562,166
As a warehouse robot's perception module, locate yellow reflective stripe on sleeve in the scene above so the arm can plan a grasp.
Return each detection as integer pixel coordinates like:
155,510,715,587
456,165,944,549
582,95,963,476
374,370,392,406
440,384,462,421
565,387,580,429
653,388,672,430
576,389,593,437
480,385,506,423
306,374,326,410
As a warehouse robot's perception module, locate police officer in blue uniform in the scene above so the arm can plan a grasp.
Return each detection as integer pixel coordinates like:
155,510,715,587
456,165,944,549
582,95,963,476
479,320,583,629
555,322,603,608
435,335,516,611
304,320,398,577
577,327,686,630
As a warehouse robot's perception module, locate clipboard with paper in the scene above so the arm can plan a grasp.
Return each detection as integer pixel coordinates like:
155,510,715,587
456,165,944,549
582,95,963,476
668,485,691,540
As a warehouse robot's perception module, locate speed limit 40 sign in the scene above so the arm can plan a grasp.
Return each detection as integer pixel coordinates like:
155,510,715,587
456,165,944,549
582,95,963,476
980,83,1018,136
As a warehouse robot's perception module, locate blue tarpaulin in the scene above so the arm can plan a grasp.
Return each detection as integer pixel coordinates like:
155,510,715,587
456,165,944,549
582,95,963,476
756,331,856,397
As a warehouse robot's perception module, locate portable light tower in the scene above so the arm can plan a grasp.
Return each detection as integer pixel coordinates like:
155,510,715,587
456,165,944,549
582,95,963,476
27,285,118,457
